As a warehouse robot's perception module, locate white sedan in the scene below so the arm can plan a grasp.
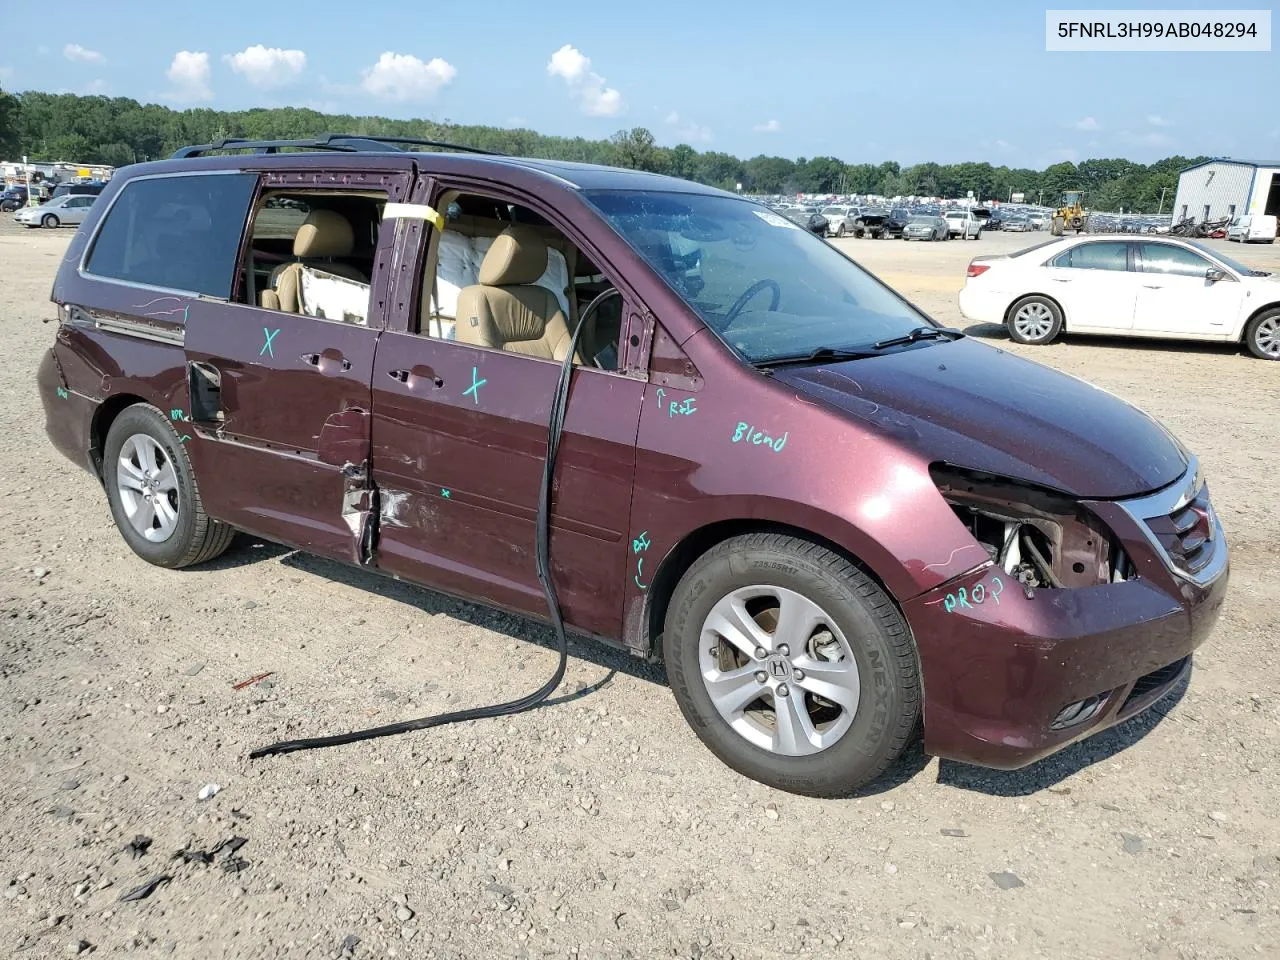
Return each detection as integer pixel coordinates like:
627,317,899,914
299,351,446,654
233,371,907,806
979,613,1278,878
958,235,1280,360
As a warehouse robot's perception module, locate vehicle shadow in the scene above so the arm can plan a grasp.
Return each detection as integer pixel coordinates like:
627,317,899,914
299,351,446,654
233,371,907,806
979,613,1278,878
933,671,1190,797
205,533,666,691
958,321,1246,359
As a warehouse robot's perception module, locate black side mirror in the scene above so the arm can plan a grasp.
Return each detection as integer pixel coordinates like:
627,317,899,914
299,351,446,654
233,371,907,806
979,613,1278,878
1205,267,1226,282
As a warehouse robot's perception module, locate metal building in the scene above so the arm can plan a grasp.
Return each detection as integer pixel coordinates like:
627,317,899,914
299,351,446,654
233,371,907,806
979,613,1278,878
1172,159,1280,224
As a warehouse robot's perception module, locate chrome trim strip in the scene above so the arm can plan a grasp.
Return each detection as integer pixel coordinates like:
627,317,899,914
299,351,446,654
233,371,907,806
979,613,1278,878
1115,455,1227,587
93,314,185,346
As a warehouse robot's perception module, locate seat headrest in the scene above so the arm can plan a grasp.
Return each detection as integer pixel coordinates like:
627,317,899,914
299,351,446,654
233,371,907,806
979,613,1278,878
294,209,355,258
478,226,547,287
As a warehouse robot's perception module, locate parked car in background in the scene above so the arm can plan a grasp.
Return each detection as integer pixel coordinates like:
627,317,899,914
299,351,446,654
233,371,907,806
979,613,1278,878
1028,212,1048,230
903,214,948,240
1226,214,1277,244
51,181,108,201
38,136,1228,798
852,207,889,238
972,208,993,229
1002,215,1033,232
944,209,983,240
984,209,1004,231
1,185,31,211
959,234,1280,359
14,193,97,228
884,207,911,238
820,205,857,237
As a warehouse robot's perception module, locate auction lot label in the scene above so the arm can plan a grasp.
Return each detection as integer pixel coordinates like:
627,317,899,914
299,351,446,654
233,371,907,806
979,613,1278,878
1046,9,1271,50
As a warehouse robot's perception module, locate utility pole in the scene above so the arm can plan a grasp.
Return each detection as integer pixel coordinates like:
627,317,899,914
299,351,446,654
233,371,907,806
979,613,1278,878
1157,186,1167,215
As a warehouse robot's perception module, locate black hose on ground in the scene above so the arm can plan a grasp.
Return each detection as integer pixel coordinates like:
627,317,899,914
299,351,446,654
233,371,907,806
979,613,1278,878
249,296,603,759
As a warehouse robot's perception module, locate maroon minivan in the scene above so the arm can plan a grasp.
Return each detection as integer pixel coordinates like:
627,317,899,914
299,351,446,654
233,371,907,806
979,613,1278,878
37,137,1229,796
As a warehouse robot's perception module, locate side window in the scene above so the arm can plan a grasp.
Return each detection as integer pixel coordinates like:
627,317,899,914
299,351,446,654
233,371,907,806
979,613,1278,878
238,189,388,324
1139,243,1214,279
84,173,256,298
415,191,623,370
1053,241,1129,271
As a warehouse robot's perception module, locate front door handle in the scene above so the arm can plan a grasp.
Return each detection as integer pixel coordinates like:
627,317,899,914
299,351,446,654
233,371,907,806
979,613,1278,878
301,353,321,366
388,369,410,383
303,351,353,374
1051,278,1071,283
1143,284,1163,289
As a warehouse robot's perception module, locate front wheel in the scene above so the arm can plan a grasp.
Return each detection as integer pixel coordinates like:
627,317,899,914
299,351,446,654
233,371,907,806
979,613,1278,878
42,214,59,228
103,404,236,568
663,533,920,797
1007,294,1064,345
1245,307,1280,360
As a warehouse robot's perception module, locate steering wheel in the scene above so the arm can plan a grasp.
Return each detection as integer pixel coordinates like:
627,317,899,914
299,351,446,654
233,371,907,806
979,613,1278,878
723,278,781,328
578,288,622,369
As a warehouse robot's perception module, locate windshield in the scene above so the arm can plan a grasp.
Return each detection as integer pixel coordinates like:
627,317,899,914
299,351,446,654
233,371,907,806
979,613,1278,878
587,190,932,362
821,207,845,216
907,215,933,223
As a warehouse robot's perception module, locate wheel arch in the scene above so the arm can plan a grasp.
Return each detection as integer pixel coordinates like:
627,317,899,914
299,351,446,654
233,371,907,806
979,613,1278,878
640,518,905,662
1004,291,1068,331
89,392,149,481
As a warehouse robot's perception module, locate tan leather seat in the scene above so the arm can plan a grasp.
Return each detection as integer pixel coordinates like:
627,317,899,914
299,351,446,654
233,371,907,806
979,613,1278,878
260,210,368,312
454,227,580,363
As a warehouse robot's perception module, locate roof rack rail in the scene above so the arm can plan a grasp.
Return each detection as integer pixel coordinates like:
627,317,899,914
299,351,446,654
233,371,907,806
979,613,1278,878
170,133,502,159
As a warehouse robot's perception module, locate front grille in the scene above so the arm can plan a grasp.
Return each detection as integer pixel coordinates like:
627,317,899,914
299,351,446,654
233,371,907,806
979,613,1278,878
1143,489,1215,577
1121,656,1189,713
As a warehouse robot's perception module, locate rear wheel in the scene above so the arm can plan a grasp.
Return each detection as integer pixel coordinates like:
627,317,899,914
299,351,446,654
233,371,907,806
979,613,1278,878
1245,308,1280,360
1050,217,1065,236
103,404,236,568
663,533,920,797
1006,294,1063,345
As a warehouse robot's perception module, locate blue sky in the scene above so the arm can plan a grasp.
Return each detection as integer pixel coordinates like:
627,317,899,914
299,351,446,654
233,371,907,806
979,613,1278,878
2,0,1276,168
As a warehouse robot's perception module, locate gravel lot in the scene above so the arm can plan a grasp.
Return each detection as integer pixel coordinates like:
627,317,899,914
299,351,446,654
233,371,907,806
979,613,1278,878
1,219,1278,960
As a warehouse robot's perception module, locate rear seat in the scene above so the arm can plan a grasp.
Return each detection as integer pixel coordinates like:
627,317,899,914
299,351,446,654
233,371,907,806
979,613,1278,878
422,214,576,340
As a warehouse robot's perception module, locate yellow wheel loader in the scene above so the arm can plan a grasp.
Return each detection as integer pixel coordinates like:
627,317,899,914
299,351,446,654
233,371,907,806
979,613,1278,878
1050,191,1088,236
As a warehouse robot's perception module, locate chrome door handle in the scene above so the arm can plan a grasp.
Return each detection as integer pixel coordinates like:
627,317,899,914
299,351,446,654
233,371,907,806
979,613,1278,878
1052,278,1071,283
387,369,410,383
1143,284,1163,289
301,353,320,366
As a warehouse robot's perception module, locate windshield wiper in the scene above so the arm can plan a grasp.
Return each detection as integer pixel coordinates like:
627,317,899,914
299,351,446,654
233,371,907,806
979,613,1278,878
872,326,964,350
753,345,878,369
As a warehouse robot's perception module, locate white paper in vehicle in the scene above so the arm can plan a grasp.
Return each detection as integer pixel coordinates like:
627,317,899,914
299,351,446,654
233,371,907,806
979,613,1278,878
298,266,371,325
753,210,799,229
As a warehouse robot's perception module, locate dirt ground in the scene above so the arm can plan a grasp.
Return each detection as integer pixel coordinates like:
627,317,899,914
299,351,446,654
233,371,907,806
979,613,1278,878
1,219,1278,960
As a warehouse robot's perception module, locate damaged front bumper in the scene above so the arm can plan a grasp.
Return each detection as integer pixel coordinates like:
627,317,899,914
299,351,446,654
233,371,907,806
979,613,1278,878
907,460,1229,770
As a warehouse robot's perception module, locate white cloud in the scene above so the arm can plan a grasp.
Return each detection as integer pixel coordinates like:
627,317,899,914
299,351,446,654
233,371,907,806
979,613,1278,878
1146,114,1173,127
752,119,780,133
63,43,104,64
360,52,455,102
546,44,622,117
1073,116,1099,131
165,50,213,101
83,79,109,95
224,45,306,88
664,111,712,144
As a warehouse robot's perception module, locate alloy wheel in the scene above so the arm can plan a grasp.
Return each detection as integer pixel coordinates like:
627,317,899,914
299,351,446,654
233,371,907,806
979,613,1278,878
698,585,860,756
1254,314,1280,359
116,434,180,542
1013,301,1055,341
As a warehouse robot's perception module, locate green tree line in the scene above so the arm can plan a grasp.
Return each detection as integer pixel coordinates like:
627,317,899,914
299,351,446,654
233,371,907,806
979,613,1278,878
0,89,1204,213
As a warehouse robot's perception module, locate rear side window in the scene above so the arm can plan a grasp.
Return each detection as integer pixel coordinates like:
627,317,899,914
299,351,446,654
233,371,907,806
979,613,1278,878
85,173,257,298
1050,241,1130,271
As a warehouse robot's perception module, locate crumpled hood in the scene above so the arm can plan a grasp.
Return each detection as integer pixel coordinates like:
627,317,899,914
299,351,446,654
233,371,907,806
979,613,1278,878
772,337,1187,499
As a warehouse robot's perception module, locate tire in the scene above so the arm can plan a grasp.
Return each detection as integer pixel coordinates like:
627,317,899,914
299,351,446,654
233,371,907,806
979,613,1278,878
1006,294,1064,345
42,215,59,228
1244,307,1280,360
1050,217,1065,236
103,403,236,568
663,533,920,798
837,224,847,237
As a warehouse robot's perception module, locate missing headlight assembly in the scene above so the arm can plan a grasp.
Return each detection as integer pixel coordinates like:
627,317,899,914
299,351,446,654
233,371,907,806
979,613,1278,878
931,465,1133,592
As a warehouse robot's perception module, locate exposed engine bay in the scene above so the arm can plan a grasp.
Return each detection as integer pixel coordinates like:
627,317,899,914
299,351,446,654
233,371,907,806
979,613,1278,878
932,466,1133,591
